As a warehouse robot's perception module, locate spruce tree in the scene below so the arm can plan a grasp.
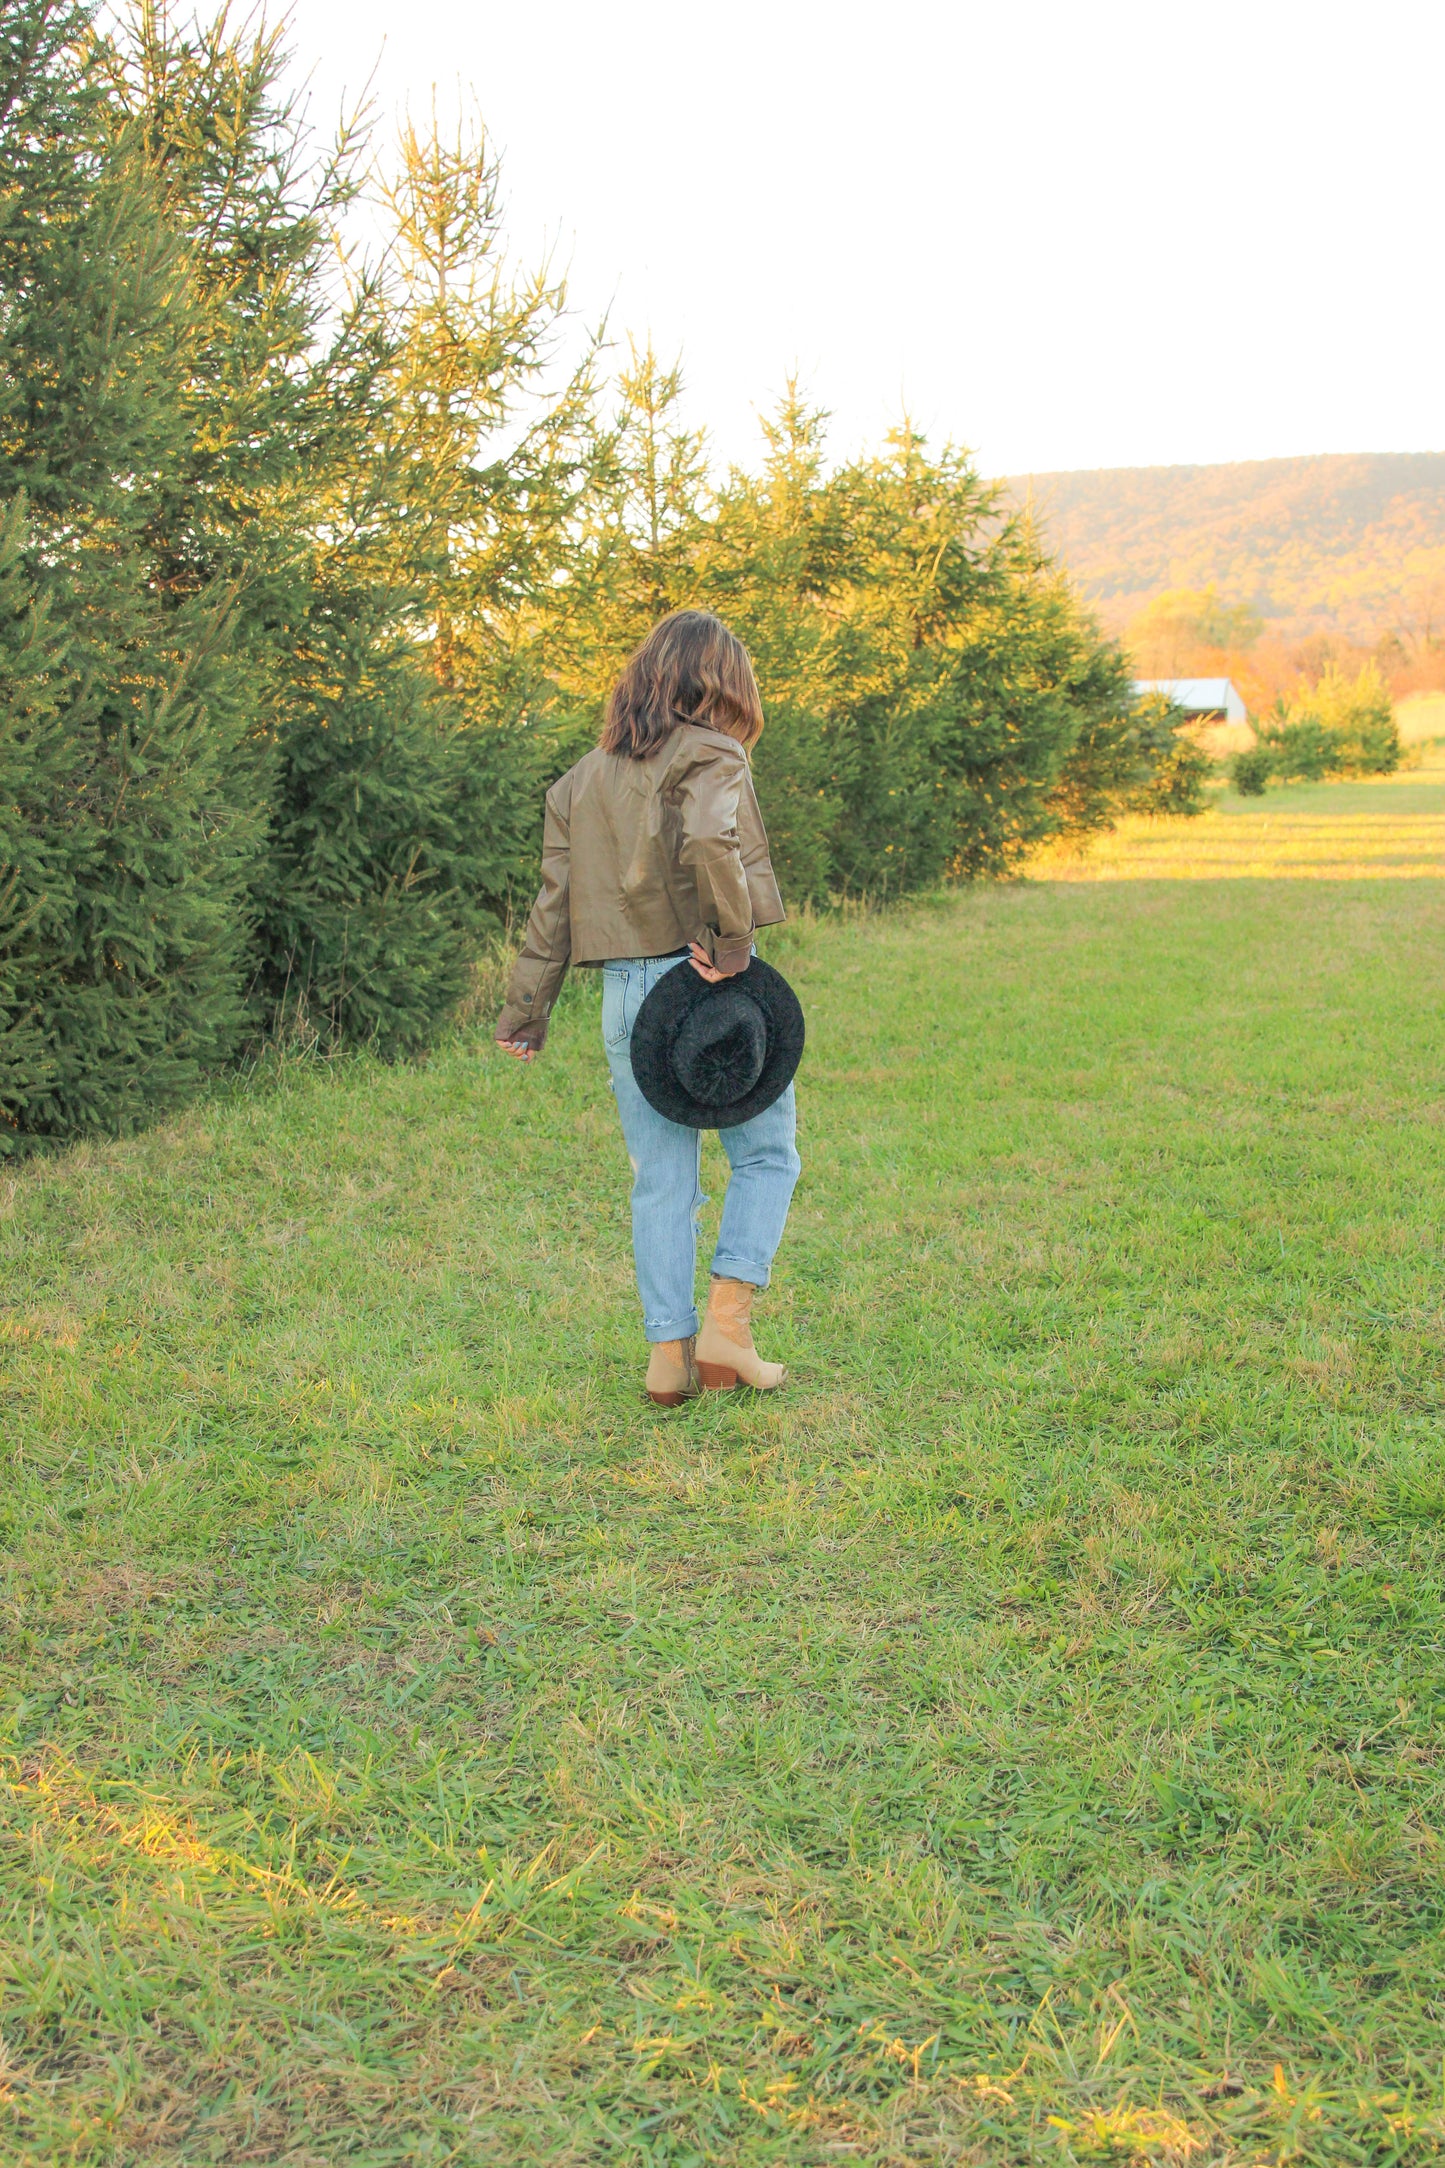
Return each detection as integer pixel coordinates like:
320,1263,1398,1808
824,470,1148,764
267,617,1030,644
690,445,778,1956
701,389,858,900
0,0,257,1144
533,371,1157,902
547,343,716,766
0,496,67,1135
110,31,597,1048
703,411,1142,898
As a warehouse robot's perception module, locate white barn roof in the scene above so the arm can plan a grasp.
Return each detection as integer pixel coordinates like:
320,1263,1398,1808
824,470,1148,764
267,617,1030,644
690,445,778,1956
1133,677,1248,725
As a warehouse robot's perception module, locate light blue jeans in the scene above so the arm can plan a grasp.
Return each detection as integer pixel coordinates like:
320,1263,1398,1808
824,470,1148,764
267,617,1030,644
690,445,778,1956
602,953,802,1342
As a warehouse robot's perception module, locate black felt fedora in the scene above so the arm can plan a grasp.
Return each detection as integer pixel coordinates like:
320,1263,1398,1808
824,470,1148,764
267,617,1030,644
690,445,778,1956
630,957,805,1130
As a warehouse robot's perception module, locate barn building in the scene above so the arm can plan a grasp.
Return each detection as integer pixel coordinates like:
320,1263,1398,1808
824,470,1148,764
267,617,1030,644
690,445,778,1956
1132,677,1249,726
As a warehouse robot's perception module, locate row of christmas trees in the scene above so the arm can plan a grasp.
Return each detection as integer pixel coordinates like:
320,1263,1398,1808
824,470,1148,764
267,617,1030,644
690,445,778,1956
0,0,1202,1148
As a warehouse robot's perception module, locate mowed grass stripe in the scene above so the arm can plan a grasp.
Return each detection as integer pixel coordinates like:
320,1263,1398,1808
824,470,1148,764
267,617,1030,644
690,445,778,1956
1047,737,1445,883
1,803,1444,2159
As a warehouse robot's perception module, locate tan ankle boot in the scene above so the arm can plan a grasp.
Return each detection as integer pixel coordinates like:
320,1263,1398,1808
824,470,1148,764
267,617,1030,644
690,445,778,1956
696,1277,786,1391
646,1336,698,1407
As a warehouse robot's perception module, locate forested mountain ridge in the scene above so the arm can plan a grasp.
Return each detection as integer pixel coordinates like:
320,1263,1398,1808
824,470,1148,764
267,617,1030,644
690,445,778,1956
998,452,1445,646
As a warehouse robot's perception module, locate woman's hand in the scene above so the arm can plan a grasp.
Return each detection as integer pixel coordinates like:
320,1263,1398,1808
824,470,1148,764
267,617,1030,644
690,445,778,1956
689,939,748,983
495,1021,546,1060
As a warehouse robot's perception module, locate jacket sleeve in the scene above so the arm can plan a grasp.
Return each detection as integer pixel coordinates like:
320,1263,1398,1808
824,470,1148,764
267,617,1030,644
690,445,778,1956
495,784,572,1047
674,744,755,974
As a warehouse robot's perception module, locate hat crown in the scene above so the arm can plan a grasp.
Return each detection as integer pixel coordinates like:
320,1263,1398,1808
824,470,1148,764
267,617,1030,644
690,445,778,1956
628,954,805,1131
671,990,768,1104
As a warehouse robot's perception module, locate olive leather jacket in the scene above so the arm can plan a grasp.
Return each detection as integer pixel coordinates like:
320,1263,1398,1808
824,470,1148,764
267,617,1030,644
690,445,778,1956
495,724,785,1048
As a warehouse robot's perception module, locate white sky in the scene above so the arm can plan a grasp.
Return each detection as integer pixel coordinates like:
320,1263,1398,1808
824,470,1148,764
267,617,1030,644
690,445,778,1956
283,0,1444,478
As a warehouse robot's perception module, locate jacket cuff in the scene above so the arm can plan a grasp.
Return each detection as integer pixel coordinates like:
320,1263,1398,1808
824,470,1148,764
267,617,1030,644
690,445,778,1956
498,953,567,1038
495,1011,547,1050
713,938,753,976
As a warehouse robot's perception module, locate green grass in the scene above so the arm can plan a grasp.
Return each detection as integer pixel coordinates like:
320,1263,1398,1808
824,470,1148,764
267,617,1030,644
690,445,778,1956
3,769,1445,2163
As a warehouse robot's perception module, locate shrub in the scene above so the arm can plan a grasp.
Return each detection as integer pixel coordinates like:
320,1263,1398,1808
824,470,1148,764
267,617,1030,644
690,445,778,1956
254,600,540,1055
1230,746,1273,797
1137,730,1213,816
1127,696,1214,817
1264,716,1336,782
1294,665,1399,775
1258,667,1400,783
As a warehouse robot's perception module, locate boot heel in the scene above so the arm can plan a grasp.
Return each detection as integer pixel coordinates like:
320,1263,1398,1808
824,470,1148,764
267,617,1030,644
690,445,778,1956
647,1389,689,1407
697,1362,738,1390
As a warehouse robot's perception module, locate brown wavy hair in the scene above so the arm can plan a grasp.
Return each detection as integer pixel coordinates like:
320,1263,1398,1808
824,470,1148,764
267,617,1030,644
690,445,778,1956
600,609,764,759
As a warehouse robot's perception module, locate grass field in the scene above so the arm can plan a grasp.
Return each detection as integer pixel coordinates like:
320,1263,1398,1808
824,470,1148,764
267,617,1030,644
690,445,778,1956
3,751,1445,2165
1396,697,1445,749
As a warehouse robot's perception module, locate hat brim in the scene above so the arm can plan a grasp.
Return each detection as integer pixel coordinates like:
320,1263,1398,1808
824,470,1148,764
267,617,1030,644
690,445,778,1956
629,957,805,1130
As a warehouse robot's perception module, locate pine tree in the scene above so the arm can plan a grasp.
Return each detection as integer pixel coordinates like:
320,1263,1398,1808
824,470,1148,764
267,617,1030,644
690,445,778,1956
103,12,551,1052
0,0,258,1144
362,106,602,921
702,409,1142,898
0,496,67,1135
554,344,713,717
702,388,858,900
375,106,596,719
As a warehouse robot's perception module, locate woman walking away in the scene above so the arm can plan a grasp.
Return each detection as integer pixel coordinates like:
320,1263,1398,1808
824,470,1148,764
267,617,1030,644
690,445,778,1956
495,609,803,1405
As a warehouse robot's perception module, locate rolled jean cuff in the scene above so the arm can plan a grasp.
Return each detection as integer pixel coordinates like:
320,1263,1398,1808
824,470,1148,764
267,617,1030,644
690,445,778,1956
645,1308,700,1344
709,1252,769,1289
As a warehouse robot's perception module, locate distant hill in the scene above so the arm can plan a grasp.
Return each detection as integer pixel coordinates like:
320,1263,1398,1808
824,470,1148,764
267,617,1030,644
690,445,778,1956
997,452,1445,645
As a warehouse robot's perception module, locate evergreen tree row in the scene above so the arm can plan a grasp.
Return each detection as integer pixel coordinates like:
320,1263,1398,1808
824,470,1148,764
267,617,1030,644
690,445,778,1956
0,0,1203,1151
